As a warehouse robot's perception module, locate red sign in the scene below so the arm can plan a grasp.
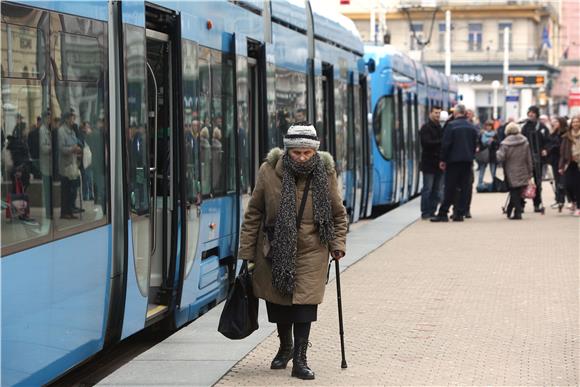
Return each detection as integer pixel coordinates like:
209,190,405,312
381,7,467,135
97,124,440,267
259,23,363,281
569,88,580,107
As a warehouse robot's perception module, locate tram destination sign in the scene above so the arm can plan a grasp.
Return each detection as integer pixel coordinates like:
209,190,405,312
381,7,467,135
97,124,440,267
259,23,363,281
507,74,546,88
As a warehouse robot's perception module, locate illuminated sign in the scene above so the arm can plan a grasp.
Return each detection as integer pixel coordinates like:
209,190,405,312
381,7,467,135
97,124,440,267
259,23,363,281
507,75,546,87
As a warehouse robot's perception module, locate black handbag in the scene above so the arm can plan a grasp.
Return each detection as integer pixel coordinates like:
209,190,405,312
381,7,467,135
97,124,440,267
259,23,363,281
218,261,259,340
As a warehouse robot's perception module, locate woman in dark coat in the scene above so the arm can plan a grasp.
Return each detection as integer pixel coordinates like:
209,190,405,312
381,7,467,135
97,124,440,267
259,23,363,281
238,122,348,380
547,116,567,211
496,122,533,219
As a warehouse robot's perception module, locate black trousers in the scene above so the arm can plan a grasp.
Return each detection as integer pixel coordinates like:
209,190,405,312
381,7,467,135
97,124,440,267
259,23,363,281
508,186,524,216
532,161,543,207
550,159,566,204
564,162,580,208
438,162,472,217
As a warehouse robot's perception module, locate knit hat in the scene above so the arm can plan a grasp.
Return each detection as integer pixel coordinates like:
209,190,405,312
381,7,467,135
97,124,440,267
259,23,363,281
528,105,540,117
283,123,320,150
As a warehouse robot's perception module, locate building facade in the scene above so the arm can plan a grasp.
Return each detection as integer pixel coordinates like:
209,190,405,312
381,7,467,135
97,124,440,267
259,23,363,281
551,0,580,117
340,0,562,123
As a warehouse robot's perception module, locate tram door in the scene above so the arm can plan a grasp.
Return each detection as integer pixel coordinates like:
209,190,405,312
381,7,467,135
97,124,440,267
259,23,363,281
143,7,180,321
247,41,266,192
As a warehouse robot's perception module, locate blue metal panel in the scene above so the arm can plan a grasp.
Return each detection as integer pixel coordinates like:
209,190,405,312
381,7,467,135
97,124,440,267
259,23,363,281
18,0,108,21
121,220,147,340
180,195,236,321
271,0,307,32
1,226,110,386
272,24,308,72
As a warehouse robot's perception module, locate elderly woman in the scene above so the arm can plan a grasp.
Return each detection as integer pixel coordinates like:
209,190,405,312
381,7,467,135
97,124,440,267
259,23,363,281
496,122,533,219
238,122,347,380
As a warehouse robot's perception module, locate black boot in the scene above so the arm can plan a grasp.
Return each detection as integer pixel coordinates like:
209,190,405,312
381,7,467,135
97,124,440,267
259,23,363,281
291,339,315,380
270,327,293,369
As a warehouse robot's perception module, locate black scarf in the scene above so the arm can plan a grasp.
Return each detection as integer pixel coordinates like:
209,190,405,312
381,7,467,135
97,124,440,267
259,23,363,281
270,153,335,296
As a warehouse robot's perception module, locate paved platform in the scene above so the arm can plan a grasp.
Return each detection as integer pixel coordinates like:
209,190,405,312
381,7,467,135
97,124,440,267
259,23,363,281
97,187,420,387
99,182,579,386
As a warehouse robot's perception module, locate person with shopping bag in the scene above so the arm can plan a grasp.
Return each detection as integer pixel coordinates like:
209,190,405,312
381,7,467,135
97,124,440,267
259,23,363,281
496,122,533,220
237,122,347,380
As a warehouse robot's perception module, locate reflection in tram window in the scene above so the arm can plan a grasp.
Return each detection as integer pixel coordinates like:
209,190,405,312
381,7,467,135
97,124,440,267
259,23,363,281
1,83,50,249
1,23,45,79
273,67,307,146
374,96,394,160
124,24,149,296
54,33,101,81
182,39,200,204
198,47,235,196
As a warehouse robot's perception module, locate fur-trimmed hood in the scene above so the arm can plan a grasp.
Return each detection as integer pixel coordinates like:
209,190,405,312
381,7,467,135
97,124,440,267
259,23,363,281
265,147,336,175
501,133,528,147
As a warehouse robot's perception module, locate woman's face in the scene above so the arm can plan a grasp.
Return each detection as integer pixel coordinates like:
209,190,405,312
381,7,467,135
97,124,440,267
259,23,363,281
571,117,580,131
551,118,560,130
288,148,316,163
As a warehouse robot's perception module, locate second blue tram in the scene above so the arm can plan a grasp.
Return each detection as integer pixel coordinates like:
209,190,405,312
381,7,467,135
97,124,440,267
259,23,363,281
364,45,456,208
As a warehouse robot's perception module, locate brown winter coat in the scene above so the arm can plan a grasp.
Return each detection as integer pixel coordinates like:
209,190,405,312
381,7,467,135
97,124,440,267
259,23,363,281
496,133,533,188
559,131,580,170
238,148,348,306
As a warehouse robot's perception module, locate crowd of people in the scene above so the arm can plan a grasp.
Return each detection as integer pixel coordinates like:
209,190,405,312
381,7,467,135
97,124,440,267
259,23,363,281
420,103,580,221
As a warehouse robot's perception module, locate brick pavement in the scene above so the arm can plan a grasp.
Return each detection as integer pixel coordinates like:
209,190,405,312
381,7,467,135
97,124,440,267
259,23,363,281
217,185,579,386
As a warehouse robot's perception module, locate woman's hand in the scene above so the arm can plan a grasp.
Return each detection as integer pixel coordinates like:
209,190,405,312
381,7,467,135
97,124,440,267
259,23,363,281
331,250,345,260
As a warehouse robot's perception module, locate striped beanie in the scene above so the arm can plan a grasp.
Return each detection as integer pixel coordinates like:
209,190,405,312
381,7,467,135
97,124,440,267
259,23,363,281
283,123,320,150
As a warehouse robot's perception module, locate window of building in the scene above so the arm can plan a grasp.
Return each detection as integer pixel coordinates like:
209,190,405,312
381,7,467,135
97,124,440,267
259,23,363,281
438,23,446,52
468,23,483,51
498,23,512,51
409,23,423,51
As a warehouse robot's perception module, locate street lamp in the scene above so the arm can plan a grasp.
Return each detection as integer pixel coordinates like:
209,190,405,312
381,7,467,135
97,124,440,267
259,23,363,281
492,80,500,120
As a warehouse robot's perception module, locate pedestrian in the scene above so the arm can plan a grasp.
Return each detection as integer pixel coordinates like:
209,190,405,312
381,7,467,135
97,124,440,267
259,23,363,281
431,104,478,222
558,115,580,216
58,109,82,219
547,116,567,211
238,122,347,380
521,105,549,212
476,119,498,188
419,106,444,219
496,122,533,220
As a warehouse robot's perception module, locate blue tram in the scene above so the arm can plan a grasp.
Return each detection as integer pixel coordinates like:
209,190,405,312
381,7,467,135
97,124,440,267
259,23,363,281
0,1,454,385
0,1,368,385
364,45,456,208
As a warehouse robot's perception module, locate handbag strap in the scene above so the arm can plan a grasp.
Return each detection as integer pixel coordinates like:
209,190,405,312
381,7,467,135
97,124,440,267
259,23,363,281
296,174,312,229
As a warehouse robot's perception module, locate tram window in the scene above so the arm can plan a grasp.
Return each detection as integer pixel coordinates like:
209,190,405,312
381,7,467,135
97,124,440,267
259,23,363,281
54,33,101,81
198,53,212,196
125,24,149,295
334,79,347,175
182,40,200,203
0,23,45,79
198,47,235,196
274,67,307,141
373,96,394,160
52,87,107,233
314,75,325,149
236,57,250,194
126,25,149,216
1,83,51,251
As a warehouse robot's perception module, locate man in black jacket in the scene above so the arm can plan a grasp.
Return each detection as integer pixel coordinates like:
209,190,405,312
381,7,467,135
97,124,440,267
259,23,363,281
431,104,478,222
521,105,549,212
420,106,443,219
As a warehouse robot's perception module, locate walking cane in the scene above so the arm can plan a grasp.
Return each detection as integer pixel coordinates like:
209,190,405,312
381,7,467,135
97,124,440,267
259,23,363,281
334,258,348,369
